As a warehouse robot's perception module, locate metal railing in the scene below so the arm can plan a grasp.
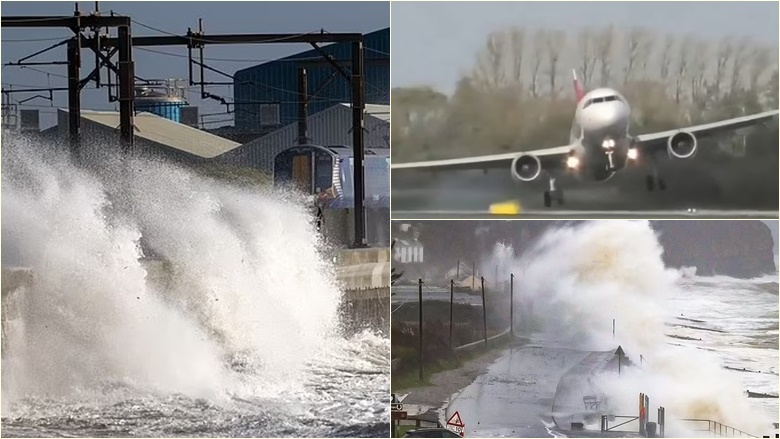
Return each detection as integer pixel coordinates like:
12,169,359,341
601,415,640,433
679,419,757,438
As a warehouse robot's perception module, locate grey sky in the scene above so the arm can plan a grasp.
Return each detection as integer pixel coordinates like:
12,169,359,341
392,1,778,94
1,1,389,129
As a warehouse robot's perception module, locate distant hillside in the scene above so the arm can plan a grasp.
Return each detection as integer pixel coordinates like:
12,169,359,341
413,221,776,280
650,221,776,278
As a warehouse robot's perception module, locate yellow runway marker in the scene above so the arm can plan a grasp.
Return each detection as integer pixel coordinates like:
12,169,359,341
488,200,522,215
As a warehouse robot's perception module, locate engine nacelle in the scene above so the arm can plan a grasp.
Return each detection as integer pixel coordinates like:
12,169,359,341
511,154,542,182
667,131,698,159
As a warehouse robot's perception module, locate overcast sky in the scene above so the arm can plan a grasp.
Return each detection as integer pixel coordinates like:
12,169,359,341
392,1,778,94
1,1,389,129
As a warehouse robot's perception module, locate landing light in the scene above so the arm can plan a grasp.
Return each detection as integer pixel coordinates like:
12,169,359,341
627,148,638,160
602,139,616,149
567,156,580,169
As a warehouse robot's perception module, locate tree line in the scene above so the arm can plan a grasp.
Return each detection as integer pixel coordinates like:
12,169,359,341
392,25,778,162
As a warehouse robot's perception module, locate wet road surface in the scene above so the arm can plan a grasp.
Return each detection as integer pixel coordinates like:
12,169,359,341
391,209,778,219
442,342,592,438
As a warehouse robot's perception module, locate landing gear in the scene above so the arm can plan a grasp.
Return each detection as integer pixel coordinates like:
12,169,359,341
645,175,667,192
543,176,565,208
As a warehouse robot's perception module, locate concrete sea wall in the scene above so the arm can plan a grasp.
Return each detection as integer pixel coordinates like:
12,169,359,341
1,247,390,355
336,247,391,335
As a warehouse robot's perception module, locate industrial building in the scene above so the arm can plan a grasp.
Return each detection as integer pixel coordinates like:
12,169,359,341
232,27,389,134
50,109,241,164
393,224,425,264
218,103,389,172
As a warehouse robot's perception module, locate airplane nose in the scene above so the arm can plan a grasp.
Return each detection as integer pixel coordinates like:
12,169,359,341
583,103,625,132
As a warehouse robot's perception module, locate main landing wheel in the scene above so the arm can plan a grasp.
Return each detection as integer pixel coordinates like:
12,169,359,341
646,175,655,192
543,191,564,207
646,175,668,192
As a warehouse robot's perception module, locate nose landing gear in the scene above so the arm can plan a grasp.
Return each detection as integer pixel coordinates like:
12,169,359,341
543,176,565,208
645,173,667,192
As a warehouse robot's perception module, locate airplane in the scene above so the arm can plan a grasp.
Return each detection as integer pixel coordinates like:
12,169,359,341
391,69,779,207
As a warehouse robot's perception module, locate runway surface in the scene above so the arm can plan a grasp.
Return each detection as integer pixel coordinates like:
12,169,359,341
391,209,779,219
391,162,779,218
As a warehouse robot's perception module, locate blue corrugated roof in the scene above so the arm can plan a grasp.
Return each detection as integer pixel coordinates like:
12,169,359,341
233,28,389,133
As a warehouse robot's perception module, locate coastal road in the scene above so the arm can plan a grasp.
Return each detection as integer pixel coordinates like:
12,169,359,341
442,342,593,438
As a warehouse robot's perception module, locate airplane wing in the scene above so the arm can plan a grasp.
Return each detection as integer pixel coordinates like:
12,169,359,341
634,110,778,151
391,145,573,172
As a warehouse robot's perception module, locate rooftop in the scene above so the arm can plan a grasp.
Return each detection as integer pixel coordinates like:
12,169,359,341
61,109,241,158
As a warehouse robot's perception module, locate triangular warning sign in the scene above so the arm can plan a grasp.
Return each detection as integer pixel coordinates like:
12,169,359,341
615,346,625,356
447,411,465,428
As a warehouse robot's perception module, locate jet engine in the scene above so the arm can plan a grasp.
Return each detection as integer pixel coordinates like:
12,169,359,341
667,131,697,159
511,154,542,182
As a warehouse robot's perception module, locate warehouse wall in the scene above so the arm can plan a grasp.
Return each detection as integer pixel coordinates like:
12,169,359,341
233,28,389,133
217,104,389,171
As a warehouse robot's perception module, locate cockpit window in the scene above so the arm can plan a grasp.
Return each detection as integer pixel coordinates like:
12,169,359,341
583,95,621,108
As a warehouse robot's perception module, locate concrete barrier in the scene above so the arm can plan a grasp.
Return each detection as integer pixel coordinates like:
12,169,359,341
453,327,512,352
336,247,391,335
2,247,391,347
335,247,390,266
337,261,391,290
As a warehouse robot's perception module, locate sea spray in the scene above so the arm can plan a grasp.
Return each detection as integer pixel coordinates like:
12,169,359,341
490,220,774,435
1,133,346,413
115,156,342,386
2,138,230,405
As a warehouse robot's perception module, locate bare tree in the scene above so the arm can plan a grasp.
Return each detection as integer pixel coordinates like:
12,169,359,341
529,29,546,98
638,30,656,79
577,28,598,87
545,30,566,97
472,31,507,90
730,37,750,92
713,36,733,96
689,40,709,103
748,45,773,90
624,27,650,85
659,35,675,82
595,25,615,86
674,37,693,104
508,27,526,86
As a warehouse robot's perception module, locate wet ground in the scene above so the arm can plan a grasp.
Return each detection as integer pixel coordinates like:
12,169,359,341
442,340,592,438
391,163,778,219
390,209,777,219
1,334,391,438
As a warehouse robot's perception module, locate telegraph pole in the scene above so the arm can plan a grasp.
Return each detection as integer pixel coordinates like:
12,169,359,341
297,67,308,146
2,12,135,156
510,273,514,337
350,40,367,247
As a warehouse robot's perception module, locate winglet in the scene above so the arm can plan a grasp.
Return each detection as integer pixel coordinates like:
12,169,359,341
573,69,585,103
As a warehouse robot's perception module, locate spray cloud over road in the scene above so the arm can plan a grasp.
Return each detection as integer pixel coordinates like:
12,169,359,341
489,221,777,436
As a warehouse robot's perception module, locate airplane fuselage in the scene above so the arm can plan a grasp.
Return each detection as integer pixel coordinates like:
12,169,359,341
567,88,633,182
